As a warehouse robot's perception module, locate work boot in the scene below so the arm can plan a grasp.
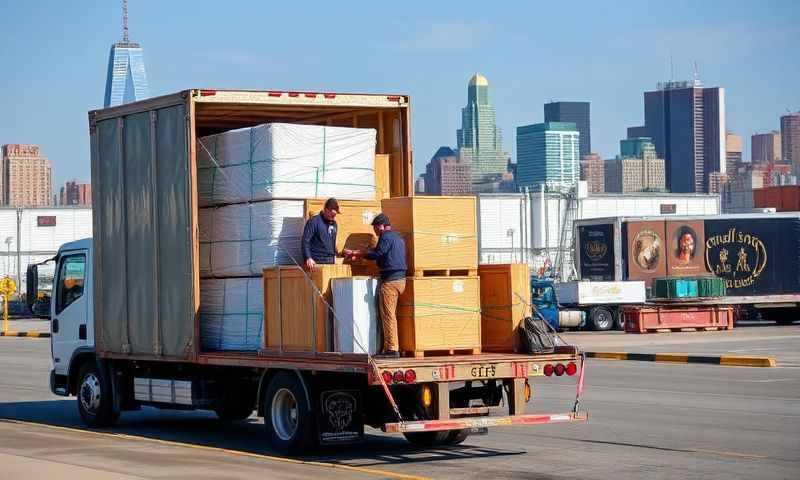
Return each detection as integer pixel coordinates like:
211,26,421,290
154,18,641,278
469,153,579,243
374,350,400,359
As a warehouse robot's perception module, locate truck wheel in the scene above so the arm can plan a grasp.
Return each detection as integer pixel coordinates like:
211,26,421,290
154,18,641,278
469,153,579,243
445,429,470,445
76,361,119,428
264,372,315,454
589,306,614,331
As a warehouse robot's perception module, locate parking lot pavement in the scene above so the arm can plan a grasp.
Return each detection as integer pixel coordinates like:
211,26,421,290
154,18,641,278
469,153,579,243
2,318,50,333
561,323,800,366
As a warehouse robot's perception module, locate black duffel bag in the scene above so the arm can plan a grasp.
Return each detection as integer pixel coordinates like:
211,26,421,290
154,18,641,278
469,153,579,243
518,316,555,354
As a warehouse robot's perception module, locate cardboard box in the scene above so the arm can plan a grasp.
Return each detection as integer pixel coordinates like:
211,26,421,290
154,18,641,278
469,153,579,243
397,276,481,356
263,264,352,353
478,264,531,352
381,196,478,274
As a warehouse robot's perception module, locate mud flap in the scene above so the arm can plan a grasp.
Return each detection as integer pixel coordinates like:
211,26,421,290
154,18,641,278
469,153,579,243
317,389,364,445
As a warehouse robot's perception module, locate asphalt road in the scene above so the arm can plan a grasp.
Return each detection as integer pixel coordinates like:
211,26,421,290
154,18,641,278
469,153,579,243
1,325,798,479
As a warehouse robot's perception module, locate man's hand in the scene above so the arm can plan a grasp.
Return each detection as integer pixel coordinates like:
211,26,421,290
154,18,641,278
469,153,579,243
305,258,316,270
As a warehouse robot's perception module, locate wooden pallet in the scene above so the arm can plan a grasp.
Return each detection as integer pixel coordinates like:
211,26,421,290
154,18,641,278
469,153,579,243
412,268,477,278
642,326,729,333
403,348,481,358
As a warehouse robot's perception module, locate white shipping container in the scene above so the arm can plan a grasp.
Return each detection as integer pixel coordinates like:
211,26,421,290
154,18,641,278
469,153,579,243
554,281,646,305
197,123,378,206
477,194,533,265
199,277,263,351
331,277,379,355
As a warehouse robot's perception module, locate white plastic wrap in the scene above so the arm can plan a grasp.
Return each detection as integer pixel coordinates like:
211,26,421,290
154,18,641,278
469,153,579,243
331,277,379,355
199,200,305,277
198,123,377,206
200,277,264,351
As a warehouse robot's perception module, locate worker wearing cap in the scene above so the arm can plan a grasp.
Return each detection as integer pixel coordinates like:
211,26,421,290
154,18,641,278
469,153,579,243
346,213,406,358
302,198,341,269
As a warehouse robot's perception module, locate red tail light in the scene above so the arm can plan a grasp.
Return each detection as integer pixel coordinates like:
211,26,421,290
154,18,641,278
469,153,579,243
554,363,566,376
566,362,577,376
543,364,554,376
393,370,405,384
382,371,393,384
404,369,417,383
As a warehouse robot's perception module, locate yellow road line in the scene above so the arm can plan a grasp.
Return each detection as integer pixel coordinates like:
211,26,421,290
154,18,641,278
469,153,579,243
0,419,429,480
719,356,777,367
689,447,768,459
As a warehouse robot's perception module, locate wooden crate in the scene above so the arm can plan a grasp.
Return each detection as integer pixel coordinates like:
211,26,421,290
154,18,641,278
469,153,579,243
381,196,478,274
397,276,481,357
263,264,352,353
304,199,380,275
375,154,391,200
478,264,531,353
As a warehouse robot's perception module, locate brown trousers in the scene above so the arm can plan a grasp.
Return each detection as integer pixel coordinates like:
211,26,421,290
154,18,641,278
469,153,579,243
379,279,406,352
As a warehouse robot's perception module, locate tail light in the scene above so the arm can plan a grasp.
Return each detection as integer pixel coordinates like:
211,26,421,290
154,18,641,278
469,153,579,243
554,363,566,376
404,369,417,383
566,362,578,376
381,371,393,384
524,380,532,402
393,370,405,384
543,364,554,376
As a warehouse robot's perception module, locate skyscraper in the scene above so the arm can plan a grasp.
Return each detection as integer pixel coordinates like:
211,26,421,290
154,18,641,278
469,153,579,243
104,0,150,107
544,102,591,156
59,180,92,206
725,132,743,175
1,144,53,206
516,122,580,192
781,112,800,174
611,137,666,192
457,74,508,188
423,147,472,196
751,131,782,164
630,80,726,193
580,153,604,194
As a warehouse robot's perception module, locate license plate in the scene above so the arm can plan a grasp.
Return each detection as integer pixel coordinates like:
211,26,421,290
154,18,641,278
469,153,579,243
469,364,498,378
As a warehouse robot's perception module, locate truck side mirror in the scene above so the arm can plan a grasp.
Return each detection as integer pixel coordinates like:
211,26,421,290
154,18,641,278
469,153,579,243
26,265,38,312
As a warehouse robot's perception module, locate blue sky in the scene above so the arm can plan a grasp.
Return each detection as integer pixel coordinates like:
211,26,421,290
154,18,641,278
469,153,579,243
1,0,798,189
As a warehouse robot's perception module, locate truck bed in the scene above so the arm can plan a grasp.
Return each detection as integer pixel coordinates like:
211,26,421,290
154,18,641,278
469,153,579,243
197,345,581,385
647,294,800,306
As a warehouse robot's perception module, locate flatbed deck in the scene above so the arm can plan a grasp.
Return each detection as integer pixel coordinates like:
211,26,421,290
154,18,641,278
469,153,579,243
197,346,581,385
647,294,799,306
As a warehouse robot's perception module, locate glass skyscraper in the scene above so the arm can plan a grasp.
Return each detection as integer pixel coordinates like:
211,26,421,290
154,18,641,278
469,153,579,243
544,101,591,157
457,74,508,187
104,41,150,107
516,122,580,192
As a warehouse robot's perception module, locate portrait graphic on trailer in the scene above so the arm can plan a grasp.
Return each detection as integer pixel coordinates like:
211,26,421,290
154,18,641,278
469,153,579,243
673,226,698,264
632,229,662,272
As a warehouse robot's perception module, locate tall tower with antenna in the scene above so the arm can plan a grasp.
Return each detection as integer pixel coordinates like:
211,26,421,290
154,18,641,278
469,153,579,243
104,0,150,107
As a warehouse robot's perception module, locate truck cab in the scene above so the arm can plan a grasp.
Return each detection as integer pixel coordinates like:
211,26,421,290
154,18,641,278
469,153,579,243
27,238,94,397
530,278,586,331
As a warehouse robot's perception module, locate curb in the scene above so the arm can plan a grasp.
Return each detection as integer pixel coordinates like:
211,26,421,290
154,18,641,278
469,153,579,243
0,331,51,338
585,351,777,367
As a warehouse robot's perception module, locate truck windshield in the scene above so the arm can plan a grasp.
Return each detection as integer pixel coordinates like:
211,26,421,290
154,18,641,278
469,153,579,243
531,284,555,305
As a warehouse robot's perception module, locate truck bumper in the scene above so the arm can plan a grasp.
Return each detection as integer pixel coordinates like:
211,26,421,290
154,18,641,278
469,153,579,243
383,411,588,433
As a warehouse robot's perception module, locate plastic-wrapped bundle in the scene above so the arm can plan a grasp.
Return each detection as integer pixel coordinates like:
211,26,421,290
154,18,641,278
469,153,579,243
331,277,379,354
199,200,305,277
198,123,377,207
200,277,263,351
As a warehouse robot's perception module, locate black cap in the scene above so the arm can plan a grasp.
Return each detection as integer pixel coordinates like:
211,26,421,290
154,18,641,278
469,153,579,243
371,213,390,226
324,198,341,213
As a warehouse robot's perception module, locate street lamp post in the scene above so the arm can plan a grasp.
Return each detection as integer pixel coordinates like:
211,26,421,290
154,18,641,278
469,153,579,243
506,228,515,263
4,237,12,278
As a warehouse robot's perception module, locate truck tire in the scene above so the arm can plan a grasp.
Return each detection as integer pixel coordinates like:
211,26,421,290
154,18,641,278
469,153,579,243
76,361,119,428
263,372,316,454
403,431,451,446
445,429,470,445
589,306,614,331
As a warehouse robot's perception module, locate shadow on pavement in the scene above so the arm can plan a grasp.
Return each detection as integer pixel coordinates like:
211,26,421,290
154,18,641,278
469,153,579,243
0,399,524,466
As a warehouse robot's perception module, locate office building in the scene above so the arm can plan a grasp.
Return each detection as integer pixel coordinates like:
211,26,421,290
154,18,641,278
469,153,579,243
423,147,472,196
544,101,591,156
580,153,604,194
605,157,666,193
59,180,92,206
726,132,743,176
457,73,508,188
629,80,726,193
1,144,53,206
414,176,425,194
782,112,800,174
516,122,580,192
751,131,782,164
104,0,150,107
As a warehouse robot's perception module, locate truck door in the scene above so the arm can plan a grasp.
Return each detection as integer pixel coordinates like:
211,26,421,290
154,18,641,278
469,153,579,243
52,251,89,376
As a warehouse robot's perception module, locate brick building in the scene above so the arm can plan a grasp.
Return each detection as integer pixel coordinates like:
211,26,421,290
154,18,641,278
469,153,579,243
580,153,604,193
1,144,52,206
59,180,92,206
423,147,472,196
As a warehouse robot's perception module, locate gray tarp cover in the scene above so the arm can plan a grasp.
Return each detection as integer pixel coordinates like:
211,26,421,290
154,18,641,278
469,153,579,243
92,103,194,358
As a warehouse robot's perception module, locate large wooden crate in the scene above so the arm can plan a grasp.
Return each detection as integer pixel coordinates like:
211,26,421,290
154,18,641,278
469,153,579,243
263,264,352,353
304,199,381,276
375,154,391,200
478,264,531,353
381,196,478,275
397,276,481,357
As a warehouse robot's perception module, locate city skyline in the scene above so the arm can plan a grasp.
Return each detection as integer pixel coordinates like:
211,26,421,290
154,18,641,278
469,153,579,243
0,1,798,188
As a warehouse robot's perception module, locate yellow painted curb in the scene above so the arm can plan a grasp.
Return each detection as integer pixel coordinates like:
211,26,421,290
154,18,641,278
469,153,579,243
0,331,50,338
719,356,777,367
0,419,428,480
654,353,690,363
589,352,628,360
